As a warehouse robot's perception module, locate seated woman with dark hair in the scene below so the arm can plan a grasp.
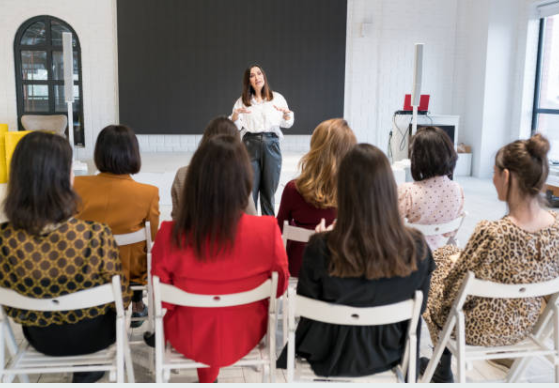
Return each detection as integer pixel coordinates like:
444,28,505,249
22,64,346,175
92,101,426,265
0,131,131,383
147,135,289,383
421,134,559,383
73,125,159,326
170,116,256,220
276,118,356,276
278,144,434,377
398,126,464,250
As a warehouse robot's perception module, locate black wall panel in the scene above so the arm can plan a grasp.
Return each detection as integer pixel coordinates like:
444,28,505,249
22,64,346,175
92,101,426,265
117,0,346,135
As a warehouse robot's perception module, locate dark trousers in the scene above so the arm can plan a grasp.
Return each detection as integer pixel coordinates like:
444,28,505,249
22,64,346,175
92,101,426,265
22,310,116,356
243,132,282,216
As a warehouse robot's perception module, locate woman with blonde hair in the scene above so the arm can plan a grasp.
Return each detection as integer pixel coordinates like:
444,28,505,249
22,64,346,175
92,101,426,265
276,118,356,276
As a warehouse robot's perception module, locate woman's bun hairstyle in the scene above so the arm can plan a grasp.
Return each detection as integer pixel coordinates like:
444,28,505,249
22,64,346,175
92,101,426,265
495,133,550,198
526,133,550,160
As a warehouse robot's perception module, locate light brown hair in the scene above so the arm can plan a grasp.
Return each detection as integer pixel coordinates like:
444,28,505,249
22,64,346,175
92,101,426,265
326,144,426,279
295,119,357,208
241,65,274,106
495,133,550,200
173,135,252,260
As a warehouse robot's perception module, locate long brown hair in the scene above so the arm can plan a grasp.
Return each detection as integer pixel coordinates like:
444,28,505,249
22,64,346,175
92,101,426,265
495,133,550,201
5,131,78,235
327,144,425,279
172,135,252,260
296,119,357,208
241,65,274,106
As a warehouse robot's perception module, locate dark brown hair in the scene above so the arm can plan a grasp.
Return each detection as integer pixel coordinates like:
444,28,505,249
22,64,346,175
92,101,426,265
199,116,239,147
409,126,457,181
94,125,141,174
326,144,425,279
5,131,78,234
495,133,550,199
173,135,252,260
241,65,274,106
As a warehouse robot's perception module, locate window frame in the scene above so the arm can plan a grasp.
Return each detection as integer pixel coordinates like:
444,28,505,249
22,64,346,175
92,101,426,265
532,16,559,135
14,15,84,146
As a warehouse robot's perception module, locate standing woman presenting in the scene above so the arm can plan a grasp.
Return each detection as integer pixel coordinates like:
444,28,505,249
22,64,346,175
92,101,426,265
231,65,294,215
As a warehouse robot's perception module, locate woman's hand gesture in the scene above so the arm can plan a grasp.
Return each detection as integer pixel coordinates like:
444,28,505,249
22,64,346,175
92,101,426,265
273,105,292,119
231,107,251,122
315,218,336,233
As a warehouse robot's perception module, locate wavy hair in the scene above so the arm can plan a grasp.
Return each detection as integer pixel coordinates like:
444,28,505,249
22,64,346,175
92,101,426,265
295,119,356,208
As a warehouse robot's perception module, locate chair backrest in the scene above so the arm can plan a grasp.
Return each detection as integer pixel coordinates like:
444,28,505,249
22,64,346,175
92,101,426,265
113,222,152,252
406,212,467,237
0,276,124,316
21,114,67,135
452,271,559,312
287,288,423,383
282,220,315,249
290,288,423,327
153,272,278,310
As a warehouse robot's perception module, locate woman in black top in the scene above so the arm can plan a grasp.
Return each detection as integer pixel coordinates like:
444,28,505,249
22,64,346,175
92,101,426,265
278,143,434,377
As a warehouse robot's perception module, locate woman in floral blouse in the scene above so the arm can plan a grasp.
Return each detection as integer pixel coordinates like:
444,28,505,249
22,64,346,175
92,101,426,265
398,126,464,250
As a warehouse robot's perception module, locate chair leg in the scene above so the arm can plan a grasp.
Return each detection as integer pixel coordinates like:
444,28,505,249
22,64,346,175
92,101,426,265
456,312,466,383
282,295,288,346
3,322,29,383
421,315,456,383
262,364,270,383
123,333,135,383
555,305,559,383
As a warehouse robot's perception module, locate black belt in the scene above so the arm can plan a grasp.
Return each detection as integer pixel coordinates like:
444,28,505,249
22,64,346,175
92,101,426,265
244,132,277,138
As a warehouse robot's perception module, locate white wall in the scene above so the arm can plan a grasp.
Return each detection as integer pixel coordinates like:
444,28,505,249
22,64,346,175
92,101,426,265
0,0,546,176
0,0,119,160
345,0,460,151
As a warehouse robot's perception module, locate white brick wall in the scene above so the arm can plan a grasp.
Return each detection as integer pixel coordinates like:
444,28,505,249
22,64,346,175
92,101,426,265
0,0,119,161
344,0,460,152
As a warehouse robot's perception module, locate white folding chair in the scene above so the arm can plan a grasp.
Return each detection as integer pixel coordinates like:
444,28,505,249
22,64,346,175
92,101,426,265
287,288,423,383
280,220,315,345
113,221,154,331
406,212,467,246
153,273,279,383
421,271,559,383
0,276,134,383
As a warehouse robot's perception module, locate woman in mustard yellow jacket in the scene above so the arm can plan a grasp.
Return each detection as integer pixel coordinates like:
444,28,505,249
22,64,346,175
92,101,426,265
74,125,159,326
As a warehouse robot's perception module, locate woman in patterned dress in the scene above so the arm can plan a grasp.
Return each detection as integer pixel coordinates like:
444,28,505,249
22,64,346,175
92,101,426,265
420,134,559,382
0,132,131,383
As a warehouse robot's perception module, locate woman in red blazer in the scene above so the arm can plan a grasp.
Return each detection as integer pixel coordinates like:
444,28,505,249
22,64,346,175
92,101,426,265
148,135,289,383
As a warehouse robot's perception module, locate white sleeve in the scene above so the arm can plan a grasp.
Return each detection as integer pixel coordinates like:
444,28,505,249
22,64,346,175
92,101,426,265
229,97,245,130
275,93,294,129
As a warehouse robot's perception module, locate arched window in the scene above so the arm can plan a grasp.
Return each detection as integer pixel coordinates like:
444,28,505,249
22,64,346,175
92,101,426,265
14,16,84,146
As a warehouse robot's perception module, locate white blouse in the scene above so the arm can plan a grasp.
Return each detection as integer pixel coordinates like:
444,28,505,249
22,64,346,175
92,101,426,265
230,92,294,139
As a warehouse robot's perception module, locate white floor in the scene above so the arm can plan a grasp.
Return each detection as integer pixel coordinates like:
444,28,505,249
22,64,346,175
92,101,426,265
4,151,556,383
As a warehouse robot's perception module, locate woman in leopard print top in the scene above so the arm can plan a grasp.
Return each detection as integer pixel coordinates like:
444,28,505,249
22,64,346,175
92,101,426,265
0,132,131,383
421,134,559,383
